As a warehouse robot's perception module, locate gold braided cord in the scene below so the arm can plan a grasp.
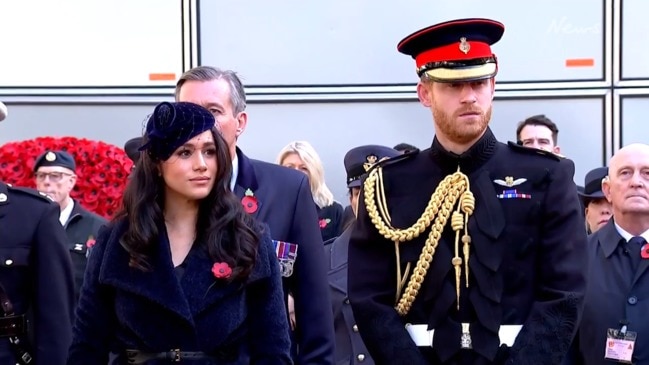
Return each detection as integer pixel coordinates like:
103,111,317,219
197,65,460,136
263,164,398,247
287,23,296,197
363,166,475,316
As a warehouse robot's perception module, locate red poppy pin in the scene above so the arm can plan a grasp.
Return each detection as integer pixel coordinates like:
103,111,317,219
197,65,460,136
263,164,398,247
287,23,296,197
642,244,649,259
86,236,96,249
241,188,258,214
212,262,233,279
319,218,331,229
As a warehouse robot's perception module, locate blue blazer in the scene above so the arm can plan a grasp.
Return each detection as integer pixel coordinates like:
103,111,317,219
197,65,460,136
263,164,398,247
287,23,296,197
234,148,335,365
67,219,292,365
0,182,74,365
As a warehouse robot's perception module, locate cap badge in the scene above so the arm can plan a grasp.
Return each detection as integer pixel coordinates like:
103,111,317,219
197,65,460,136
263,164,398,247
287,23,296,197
45,151,56,161
459,37,471,54
363,154,379,172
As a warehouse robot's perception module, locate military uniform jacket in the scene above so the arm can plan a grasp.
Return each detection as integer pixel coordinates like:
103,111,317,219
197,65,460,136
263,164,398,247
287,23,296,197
64,201,107,303
324,228,374,365
0,182,74,365
234,148,335,365
348,128,588,365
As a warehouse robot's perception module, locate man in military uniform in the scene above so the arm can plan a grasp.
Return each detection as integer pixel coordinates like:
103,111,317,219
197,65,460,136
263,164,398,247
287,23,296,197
347,19,588,365
324,145,400,365
33,150,107,304
0,102,75,364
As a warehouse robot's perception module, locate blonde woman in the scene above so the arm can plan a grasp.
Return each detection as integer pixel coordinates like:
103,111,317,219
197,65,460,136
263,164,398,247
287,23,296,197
277,141,344,242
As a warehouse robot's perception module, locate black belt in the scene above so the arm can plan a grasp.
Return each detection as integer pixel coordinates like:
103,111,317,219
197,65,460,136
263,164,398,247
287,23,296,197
125,349,217,364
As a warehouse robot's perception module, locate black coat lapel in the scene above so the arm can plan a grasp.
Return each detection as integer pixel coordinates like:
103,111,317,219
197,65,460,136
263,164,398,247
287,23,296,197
179,244,244,316
99,224,193,324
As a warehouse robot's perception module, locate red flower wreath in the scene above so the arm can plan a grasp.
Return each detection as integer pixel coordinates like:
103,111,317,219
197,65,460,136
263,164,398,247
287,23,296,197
0,136,133,219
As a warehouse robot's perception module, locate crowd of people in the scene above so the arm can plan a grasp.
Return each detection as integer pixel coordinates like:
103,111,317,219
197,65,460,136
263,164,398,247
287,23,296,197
0,16,647,365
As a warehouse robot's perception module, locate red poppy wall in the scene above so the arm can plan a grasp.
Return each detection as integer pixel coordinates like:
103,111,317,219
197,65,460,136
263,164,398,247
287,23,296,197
0,136,133,219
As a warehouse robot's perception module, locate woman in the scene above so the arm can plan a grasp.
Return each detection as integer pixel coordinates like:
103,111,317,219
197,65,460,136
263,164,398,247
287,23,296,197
68,102,291,364
276,141,343,242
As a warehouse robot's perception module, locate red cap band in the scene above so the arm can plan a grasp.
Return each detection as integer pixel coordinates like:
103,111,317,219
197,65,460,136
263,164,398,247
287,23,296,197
415,41,493,68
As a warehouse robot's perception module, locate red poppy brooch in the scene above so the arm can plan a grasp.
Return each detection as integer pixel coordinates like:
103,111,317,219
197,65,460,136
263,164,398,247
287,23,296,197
212,262,232,279
86,236,96,249
241,188,258,214
642,243,649,259
319,218,331,229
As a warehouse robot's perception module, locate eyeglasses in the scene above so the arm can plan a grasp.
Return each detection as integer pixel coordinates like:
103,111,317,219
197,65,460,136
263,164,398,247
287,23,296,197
35,172,74,182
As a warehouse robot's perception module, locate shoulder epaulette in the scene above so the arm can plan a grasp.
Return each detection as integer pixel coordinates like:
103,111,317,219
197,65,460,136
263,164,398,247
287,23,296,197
366,148,420,174
7,185,56,204
507,141,563,161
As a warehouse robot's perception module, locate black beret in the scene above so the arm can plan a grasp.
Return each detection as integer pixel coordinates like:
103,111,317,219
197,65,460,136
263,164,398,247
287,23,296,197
33,150,76,172
124,137,143,163
344,145,401,188
397,18,504,82
139,102,215,161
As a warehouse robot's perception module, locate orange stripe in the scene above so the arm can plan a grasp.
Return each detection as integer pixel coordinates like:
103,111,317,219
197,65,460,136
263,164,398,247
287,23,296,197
565,58,594,67
148,73,176,81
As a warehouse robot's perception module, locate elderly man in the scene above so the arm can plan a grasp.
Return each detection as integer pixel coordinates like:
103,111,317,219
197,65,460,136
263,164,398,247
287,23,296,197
33,150,106,303
347,18,588,364
567,143,649,364
0,103,74,364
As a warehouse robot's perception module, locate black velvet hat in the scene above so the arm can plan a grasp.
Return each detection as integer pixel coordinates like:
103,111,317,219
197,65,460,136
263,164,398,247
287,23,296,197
33,150,76,172
138,102,215,161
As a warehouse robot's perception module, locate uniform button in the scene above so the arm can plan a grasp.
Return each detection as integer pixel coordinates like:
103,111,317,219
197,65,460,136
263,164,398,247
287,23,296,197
628,296,638,305
4,259,12,266
344,299,350,304
357,354,365,362
352,324,359,332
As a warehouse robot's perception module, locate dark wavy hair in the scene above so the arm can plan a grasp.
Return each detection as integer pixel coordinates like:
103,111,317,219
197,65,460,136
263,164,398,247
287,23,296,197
114,128,259,281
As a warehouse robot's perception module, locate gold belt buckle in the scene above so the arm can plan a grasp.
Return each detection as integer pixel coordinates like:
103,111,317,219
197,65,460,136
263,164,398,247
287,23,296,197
460,323,472,349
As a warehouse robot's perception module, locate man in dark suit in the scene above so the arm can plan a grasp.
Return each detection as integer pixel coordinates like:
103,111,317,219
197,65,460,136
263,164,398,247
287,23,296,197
174,67,335,364
566,144,649,364
347,19,588,364
325,144,400,365
32,150,107,304
0,102,75,364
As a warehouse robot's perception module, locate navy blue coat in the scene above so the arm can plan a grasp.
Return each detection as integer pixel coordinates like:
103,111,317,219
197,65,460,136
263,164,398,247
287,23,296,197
234,148,335,365
348,129,588,365
67,219,292,365
0,182,74,365
64,201,107,304
566,219,649,364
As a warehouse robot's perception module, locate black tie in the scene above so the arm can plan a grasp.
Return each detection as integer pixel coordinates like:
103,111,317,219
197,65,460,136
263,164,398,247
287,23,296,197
627,236,645,271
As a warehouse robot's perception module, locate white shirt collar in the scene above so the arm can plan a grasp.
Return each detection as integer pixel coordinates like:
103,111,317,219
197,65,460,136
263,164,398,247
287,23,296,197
614,221,649,242
230,152,239,191
59,199,74,226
